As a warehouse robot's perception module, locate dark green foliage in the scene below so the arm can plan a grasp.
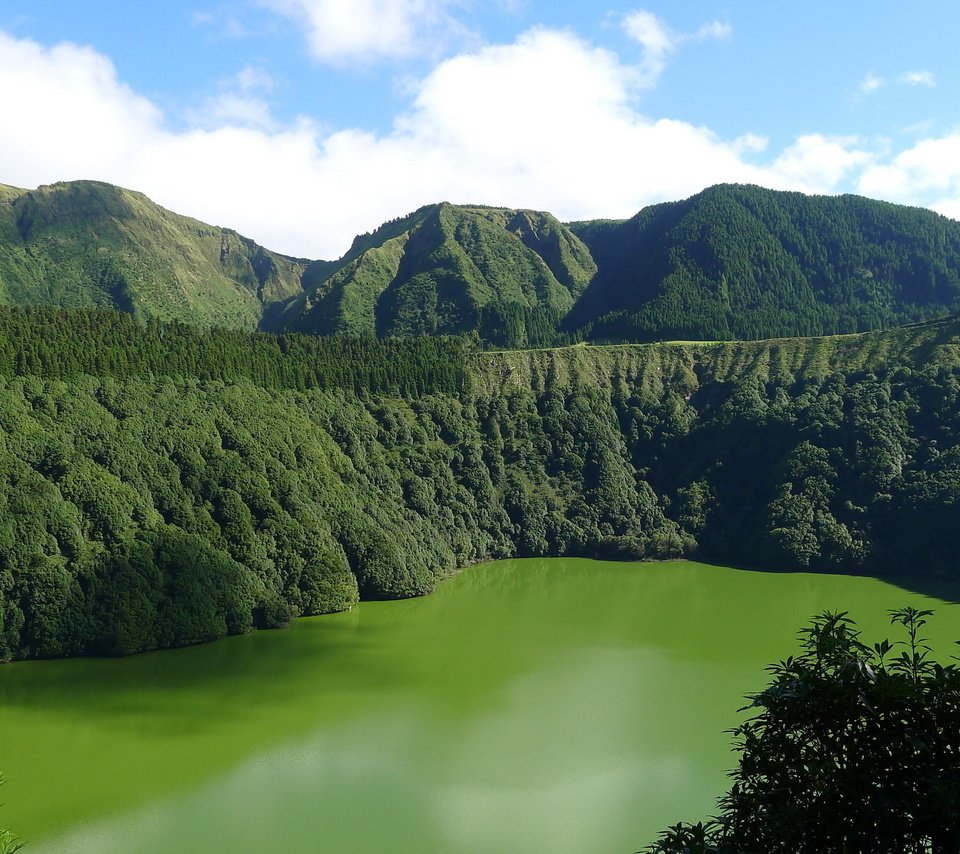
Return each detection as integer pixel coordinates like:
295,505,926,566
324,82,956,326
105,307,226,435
84,527,264,656
291,187,960,345
296,186,960,346
0,305,468,397
7,180,960,347
646,608,960,853
477,301,578,349
32,182,960,664
286,203,593,342
631,365,960,577
0,362,686,659
570,183,960,342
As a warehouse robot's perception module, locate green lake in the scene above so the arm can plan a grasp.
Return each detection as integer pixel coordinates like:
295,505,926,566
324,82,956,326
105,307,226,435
2,558,959,853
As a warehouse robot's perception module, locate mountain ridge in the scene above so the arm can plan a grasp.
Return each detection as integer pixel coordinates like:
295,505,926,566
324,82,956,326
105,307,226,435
3,179,960,345
567,183,960,341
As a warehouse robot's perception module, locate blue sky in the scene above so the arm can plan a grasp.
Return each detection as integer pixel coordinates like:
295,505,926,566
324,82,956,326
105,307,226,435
2,1,959,258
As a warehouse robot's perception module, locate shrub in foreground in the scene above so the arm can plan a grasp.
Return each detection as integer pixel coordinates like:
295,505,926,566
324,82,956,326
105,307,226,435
647,608,960,853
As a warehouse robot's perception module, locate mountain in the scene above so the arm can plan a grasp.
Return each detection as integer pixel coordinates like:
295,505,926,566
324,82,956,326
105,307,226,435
567,183,960,341
4,180,960,345
282,202,596,347
0,180,309,329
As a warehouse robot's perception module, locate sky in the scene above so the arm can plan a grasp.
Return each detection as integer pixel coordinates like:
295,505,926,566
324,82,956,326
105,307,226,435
2,1,960,260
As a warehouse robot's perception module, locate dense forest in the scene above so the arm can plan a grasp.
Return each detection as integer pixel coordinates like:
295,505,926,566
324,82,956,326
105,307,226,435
568,184,960,341
282,203,594,347
0,306,467,397
5,181,960,347
2,306,960,660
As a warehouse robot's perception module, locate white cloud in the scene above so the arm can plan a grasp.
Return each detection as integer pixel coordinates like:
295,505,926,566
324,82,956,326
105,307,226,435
859,69,936,95
900,119,937,138
0,32,162,184
622,10,673,85
186,66,280,130
859,134,960,201
770,135,874,193
900,70,935,87
694,20,732,41
859,72,885,94
622,10,730,88
933,198,960,220
191,9,253,40
189,93,277,129
622,10,673,56
256,0,465,65
733,133,769,155
1,25,955,262
234,66,277,93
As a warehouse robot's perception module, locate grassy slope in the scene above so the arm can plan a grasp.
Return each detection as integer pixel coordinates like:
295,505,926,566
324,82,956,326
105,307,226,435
471,315,960,396
5,180,960,347
0,181,309,329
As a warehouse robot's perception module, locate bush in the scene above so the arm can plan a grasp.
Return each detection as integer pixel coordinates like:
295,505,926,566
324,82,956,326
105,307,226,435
647,608,960,853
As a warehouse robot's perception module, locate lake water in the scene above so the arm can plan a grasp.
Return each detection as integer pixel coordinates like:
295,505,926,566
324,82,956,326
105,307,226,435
1,559,958,853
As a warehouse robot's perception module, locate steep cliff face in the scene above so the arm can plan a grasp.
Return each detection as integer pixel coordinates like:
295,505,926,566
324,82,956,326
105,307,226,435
470,315,960,397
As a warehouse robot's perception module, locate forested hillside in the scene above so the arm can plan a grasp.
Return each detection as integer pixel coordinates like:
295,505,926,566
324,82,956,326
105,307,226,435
282,202,594,347
3,306,960,660
568,184,960,341
0,306,467,397
5,180,960,346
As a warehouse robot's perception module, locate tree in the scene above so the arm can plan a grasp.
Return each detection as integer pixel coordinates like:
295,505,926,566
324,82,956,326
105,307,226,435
647,608,960,853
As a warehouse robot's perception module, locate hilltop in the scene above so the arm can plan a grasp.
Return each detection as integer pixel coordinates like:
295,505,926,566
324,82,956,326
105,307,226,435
0,180,309,329
282,202,595,346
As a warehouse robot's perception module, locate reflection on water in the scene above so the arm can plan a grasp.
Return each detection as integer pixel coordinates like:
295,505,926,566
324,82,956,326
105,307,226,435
2,559,958,853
